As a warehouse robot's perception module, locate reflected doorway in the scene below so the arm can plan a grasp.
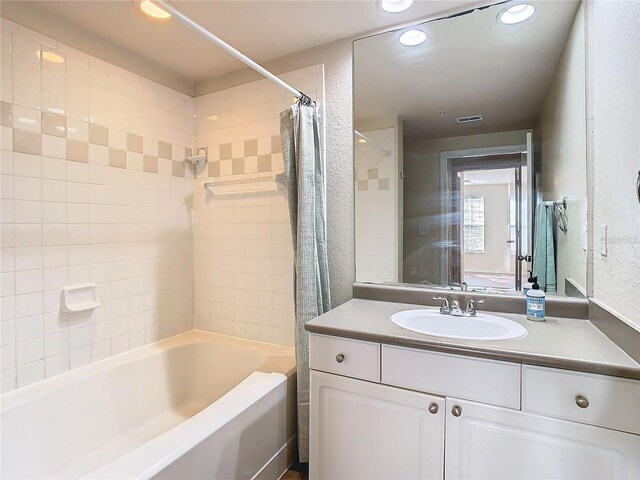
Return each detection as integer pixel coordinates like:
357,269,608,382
444,154,529,291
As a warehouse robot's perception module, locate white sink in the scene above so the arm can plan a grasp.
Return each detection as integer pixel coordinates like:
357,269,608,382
390,309,527,341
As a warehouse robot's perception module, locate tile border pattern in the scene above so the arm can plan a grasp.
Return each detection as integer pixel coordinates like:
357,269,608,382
2,99,191,179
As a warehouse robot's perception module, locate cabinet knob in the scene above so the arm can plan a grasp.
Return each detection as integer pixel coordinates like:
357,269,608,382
452,405,462,417
428,403,439,414
575,395,589,409
335,353,345,363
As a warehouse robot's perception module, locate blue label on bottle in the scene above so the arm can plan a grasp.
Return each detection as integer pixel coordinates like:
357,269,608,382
527,297,545,319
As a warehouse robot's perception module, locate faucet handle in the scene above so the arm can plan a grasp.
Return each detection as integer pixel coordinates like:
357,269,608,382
433,296,450,314
465,298,485,316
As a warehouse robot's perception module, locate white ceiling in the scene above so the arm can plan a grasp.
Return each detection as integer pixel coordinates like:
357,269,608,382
2,0,481,86
354,0,581,140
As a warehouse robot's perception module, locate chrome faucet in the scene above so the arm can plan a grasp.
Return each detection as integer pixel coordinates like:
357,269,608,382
464,299,485,317
449,282,469,292
450,299,464,316
433,296,450,314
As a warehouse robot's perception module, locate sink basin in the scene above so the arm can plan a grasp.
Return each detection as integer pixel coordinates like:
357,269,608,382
390,309,527,341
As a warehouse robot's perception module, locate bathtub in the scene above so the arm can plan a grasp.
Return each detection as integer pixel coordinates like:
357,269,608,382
0,331,297,480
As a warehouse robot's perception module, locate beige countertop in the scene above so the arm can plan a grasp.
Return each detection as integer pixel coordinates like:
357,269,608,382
305,299,640,380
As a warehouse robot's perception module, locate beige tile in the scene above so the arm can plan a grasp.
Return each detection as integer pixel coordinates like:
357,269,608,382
143,155,158,173
379,178,390,190
158,141,172,159
171,161,185,178
41,114,66,138
127,133,143,153
208,161,220,177
13,130,41,155
219,143,232,160
67,140,88,163
257,155,271,173
357,180,368,191
109,148,126,169
232,158,244,175
1,101,12,127
367,168,379,180
244,139,257,157
271,135,282,154
89,124,108,146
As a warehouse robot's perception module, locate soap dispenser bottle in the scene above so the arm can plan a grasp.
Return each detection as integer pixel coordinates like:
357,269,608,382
526,277,546,322
523,272,535,295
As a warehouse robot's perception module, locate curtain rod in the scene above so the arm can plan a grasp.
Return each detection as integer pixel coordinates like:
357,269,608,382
152,0,314,106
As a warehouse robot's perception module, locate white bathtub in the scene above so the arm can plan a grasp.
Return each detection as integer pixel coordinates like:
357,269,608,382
0,331,297,480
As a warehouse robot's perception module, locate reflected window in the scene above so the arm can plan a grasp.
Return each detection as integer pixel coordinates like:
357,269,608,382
464,195,485,253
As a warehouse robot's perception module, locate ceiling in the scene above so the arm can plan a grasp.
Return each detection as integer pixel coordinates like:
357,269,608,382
354,0,581,141
2,0,481,88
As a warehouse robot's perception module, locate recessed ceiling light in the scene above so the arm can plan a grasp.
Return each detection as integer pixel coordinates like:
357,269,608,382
499,4,535,24
358,138,367,143
139,0,171,20
381,0,414,13
399,29,426,47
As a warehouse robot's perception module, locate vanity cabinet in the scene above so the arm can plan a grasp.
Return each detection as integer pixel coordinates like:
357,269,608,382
309,371,445,480
309,333,640,480
445,398,640,480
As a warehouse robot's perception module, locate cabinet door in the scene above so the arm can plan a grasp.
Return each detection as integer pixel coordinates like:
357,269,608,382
310,371,445,480
445,398,640,480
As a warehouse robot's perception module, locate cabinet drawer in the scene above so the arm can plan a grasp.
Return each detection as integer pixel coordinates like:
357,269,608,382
522,365,640,434
382,345,521,409
310,334,380,382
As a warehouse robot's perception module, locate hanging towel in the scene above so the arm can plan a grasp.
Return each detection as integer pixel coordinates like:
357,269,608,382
280,103,331,463
533,201,557,293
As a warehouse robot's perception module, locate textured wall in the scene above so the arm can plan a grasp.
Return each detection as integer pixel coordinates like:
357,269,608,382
587,0,640,328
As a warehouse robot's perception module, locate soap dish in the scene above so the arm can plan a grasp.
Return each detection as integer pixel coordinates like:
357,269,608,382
60,283,101,313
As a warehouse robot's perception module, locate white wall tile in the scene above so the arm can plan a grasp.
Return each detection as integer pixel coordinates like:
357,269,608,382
2,22,194,393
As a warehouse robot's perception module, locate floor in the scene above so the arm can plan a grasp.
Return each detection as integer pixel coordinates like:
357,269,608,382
464,272,515,290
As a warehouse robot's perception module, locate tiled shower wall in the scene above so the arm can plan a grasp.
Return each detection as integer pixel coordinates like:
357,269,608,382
0,20,194,392
192,65,324,347
355,128,399,283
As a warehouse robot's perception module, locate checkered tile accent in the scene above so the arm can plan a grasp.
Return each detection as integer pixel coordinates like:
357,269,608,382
207,135,284,178
3,100,190,178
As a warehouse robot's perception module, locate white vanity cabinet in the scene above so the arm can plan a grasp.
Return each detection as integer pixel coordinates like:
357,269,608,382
310,371,445,480
445,398,640,480
308,333,640,480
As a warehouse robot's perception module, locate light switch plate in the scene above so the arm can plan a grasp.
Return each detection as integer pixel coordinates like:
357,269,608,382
599,224,607,256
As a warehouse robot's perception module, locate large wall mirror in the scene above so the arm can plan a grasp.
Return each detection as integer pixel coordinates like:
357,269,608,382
354,0,587,297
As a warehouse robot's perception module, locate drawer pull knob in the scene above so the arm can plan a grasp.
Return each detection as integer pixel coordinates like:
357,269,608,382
335,353,345,363
452,405,462,417
575,395,589,409
428,403,439,414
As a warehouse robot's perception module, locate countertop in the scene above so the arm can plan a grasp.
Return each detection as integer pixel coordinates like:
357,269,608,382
305,299,640,380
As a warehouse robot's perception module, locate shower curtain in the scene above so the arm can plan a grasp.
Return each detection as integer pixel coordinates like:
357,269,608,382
280,103,331,463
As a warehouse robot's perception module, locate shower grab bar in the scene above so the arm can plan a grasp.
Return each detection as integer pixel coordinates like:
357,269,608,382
203,171,286,195
151,0,314,107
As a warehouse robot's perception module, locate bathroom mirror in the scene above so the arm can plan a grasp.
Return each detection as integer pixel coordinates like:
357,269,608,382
353,0,587,297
